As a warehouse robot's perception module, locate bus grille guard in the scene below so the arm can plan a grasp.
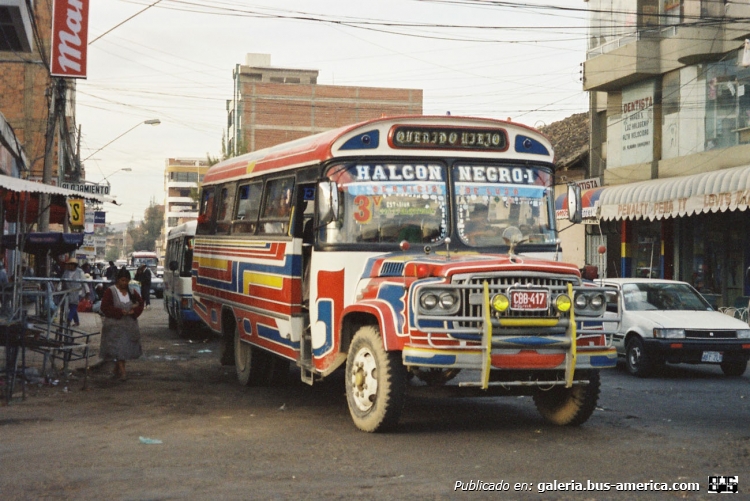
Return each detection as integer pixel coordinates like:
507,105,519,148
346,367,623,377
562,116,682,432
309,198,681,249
411,273,620,390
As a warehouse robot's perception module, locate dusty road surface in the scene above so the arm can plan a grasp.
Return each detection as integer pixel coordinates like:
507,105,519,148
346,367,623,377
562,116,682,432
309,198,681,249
1,299,749,500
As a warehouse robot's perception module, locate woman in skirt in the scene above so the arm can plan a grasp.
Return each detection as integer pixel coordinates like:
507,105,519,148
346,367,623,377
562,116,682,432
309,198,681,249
100,267,144,381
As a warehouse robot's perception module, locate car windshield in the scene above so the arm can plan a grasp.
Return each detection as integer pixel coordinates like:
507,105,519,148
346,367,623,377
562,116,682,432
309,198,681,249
621,282,712,311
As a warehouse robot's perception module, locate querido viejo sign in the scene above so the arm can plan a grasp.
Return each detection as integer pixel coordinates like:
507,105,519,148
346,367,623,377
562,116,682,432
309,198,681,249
50,0,90,78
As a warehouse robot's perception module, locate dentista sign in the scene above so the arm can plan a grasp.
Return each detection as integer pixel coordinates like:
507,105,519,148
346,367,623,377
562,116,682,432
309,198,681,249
50,0,90,78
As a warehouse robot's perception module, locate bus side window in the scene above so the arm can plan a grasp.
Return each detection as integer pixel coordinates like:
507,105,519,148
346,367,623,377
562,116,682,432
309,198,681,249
259,177,294,235
215,184,235,234
197,188,216,235
232,182,262,234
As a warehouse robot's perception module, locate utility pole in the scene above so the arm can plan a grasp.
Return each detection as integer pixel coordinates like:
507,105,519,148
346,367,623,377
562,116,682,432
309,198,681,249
39,79,62,232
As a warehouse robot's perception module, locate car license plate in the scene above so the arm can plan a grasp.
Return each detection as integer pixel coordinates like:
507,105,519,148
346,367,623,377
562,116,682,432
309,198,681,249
510,290,548,311
701,351,723,363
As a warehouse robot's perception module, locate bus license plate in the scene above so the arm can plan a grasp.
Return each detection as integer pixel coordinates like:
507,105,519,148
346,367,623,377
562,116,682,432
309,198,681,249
701,351,722,363
510,290,548,311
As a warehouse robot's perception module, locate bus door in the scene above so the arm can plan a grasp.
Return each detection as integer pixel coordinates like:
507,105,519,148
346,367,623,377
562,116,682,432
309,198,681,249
294,182,316,374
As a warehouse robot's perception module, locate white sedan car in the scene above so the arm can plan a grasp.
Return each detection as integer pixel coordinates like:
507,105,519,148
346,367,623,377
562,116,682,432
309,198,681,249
599,278,750,377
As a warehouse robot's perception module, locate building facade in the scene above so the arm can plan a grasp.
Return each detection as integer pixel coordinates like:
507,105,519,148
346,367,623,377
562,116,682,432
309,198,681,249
227,53,423,156
584,0,750,309
163,157,209,246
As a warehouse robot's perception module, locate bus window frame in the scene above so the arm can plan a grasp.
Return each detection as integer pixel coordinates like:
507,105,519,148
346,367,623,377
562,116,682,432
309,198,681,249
231,180,264,235
197,186,217,235
258,175,295,236
215,183,236,235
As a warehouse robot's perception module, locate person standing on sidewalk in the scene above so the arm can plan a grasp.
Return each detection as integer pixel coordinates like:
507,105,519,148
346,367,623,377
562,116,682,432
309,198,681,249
61,258,86,327
135,264,152,309
100,267,144,381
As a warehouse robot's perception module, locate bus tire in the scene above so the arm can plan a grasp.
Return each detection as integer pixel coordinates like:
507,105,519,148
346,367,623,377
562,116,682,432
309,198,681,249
533,370,600,426
345,325,406,432
168,314,177,330
234,325,267,386
176,317,198,339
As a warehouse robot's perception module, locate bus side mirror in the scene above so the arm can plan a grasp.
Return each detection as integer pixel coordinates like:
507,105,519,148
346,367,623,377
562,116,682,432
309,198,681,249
567,183,582,224
169,260,178,272
317,181,339,226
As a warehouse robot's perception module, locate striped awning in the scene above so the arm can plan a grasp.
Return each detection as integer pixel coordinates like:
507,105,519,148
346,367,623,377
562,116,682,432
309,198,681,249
599,164,750,221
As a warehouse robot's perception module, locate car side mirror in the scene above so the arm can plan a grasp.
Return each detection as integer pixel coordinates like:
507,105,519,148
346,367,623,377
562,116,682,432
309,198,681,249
317,181,339,226
567,183,582,224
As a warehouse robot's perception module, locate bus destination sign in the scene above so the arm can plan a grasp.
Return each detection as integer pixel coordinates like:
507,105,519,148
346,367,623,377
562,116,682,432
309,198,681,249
391,126,507,151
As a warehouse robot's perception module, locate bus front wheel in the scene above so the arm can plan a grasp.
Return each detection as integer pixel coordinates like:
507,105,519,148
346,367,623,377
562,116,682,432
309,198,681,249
345,325,406,432
533,370,600,426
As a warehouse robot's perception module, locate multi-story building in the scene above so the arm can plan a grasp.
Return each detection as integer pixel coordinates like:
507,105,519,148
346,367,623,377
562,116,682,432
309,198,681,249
163,157,209,240
226,53,423,156
584,0,750,308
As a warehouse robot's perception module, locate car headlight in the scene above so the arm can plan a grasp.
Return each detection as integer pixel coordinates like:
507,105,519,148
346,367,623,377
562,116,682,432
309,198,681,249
653,328,686,339
419,289,460,315
736,329,750,339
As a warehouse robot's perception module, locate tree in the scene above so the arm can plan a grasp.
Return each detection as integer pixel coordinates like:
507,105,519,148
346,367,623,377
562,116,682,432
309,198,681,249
128,200,164,251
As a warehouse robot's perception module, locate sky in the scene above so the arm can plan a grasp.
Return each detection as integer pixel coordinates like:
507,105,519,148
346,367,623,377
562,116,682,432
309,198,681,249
75,0,591,224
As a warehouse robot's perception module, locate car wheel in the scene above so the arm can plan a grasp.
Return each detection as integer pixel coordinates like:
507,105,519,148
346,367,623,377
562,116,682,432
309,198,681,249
156,291,163,299
345,325,407,432
168,314,177,330
533,370,600,426
626,336,653,377
720,359,747,377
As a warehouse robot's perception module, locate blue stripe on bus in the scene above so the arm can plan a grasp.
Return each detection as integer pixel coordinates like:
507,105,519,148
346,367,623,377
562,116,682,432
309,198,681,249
404,354,457,365
257,323,299,349
313,299,334,357
515,135,550,156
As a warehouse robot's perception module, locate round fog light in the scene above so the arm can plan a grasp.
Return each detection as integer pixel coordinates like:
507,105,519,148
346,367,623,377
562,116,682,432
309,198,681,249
555,294,571,312
492,294,509,312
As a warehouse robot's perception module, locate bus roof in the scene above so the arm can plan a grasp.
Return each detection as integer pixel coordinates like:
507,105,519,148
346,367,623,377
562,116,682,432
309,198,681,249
167,220,197,239
202,115,554,186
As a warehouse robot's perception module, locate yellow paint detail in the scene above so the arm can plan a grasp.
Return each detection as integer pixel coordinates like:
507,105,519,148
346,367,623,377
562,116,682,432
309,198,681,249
565,282,577,388
246,161,256,174
497,318,559,327
482,281,492,390
244,271,283,292
197,257,229,269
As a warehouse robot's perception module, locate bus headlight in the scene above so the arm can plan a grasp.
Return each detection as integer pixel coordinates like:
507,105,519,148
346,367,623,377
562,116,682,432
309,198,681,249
574,294,588,309
419,289,460,315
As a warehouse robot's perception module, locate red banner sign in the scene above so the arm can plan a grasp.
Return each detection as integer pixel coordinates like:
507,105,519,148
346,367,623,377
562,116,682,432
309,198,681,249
50,0,90,78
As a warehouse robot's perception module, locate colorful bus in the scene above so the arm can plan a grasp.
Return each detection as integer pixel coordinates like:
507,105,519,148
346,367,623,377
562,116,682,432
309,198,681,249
164,221,201,337
192,115,618,432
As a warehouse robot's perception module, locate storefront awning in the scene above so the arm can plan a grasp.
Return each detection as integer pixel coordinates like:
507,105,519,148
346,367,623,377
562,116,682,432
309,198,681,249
2,232,84,255
0,175,115,203
555,187,604,220
599,164,750,221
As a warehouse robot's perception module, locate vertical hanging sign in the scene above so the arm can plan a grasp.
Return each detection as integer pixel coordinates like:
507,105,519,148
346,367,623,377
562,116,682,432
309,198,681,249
68,198,84,226
50,0,90,78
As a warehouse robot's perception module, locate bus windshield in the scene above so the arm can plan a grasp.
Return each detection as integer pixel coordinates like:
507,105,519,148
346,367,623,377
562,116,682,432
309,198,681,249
453,164,556,247
324,162,448,245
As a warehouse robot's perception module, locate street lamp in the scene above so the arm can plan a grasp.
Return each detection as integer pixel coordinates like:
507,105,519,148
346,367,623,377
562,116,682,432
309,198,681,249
82,118,161,163
100,167,133,186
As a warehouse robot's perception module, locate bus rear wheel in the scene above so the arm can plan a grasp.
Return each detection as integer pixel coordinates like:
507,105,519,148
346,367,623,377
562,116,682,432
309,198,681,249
345,325,406,432
533,371,600,426
234,326,267,386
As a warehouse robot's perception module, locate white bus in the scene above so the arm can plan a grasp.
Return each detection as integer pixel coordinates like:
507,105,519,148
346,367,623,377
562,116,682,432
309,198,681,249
128,251,159,269
164,221,201,337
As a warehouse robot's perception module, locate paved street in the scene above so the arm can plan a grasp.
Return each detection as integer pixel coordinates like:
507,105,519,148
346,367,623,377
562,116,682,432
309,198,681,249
1,299,748,500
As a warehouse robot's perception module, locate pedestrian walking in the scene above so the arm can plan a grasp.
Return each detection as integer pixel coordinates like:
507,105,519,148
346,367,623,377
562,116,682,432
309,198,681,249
60,257,86,327
100,266,144,381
